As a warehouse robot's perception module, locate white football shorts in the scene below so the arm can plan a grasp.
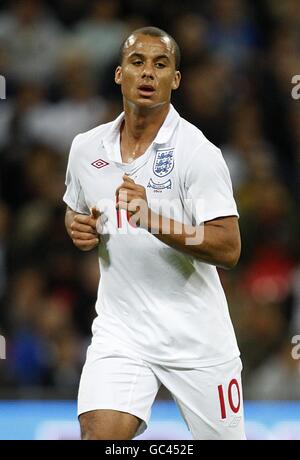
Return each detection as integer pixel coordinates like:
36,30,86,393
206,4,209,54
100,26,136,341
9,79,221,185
78,341,246,440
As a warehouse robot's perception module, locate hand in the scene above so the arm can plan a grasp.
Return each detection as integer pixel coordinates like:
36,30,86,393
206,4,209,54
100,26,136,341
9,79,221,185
116,174,150,228
70,206,101,251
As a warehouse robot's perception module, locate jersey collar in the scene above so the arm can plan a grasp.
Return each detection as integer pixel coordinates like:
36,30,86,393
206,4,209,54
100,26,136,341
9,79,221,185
103,104,180,148
152,104,180,145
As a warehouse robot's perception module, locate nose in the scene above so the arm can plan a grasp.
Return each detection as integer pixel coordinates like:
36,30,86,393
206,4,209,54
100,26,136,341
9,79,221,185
141,61,154,80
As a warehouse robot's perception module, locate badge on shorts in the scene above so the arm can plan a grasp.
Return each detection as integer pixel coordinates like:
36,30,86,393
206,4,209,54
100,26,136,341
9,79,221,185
153,148,174,177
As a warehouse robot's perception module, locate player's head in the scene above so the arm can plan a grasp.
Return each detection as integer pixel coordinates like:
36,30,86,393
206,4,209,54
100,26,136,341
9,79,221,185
119,27,181,71
115,27,181,109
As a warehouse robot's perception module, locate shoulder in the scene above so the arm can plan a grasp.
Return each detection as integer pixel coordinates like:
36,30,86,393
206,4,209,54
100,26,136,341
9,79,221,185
178,116,208,147
177,116,223,164
71,120,114,151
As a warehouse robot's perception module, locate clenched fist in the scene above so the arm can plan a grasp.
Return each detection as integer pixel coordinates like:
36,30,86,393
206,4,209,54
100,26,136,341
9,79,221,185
65,206,101,251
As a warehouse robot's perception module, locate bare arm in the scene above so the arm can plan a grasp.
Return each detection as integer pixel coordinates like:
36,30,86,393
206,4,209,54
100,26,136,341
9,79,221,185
65,206,100,251
116,175,241,270
149,214,241,269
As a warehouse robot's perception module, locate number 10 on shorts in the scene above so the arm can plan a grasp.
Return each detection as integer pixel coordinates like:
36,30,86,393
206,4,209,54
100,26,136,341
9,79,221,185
218,379,241,419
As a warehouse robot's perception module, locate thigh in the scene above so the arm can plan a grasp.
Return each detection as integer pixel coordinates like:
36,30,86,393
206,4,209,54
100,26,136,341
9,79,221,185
78,344,161,439
155,358,246,440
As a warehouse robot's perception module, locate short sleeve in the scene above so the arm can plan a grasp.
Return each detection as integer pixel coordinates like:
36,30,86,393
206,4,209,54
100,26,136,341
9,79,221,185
63,134,90,214
183,141,239,224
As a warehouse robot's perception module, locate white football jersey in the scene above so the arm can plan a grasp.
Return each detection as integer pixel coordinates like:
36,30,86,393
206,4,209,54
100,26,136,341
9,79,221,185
63,105,240,367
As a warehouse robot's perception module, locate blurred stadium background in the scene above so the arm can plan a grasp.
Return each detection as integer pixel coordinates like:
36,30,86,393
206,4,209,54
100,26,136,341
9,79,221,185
0,0,299,440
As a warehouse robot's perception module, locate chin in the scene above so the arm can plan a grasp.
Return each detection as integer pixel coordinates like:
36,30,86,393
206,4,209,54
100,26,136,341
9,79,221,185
136,98,166,109
131,98,157,109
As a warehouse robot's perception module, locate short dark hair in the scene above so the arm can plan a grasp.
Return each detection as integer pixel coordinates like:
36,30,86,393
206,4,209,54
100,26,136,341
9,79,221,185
119,26,181,70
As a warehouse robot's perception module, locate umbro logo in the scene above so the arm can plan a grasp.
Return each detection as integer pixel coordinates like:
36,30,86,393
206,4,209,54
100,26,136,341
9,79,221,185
91,158,109,169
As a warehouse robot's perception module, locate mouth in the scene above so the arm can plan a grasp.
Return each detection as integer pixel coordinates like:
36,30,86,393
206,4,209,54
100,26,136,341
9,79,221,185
138,85,156,97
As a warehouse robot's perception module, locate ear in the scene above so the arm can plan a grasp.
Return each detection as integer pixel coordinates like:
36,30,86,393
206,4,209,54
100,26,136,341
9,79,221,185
171,71,181,90
115,66,122,85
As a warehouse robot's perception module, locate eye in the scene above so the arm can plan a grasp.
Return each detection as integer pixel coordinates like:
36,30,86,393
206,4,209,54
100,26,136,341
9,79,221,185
132,60,143,66
155,62,166,68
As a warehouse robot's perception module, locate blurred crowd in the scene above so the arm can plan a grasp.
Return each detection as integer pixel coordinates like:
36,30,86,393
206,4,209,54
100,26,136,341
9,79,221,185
0,0,299,400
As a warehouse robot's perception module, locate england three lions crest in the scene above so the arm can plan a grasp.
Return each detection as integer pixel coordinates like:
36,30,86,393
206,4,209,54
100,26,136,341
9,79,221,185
153,148,174,177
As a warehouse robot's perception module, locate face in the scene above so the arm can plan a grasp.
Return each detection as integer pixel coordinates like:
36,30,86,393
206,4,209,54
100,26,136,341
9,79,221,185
115,34,181,109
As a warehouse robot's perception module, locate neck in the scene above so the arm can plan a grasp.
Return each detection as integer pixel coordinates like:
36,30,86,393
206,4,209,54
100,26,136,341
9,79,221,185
122,101,170,144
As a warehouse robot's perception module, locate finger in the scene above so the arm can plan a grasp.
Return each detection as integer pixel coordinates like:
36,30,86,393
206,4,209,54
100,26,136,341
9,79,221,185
117,200,140,213
74,214,93,224
116,181,139,195
128,201,140,213
89,218,97,230
71,231,99,241
73,239,99,250
71,222,97,234
116,200,128,211
91,206,101,220
123,174,135,183
74,215,97,230
73,236,99,245
118,190,137,203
